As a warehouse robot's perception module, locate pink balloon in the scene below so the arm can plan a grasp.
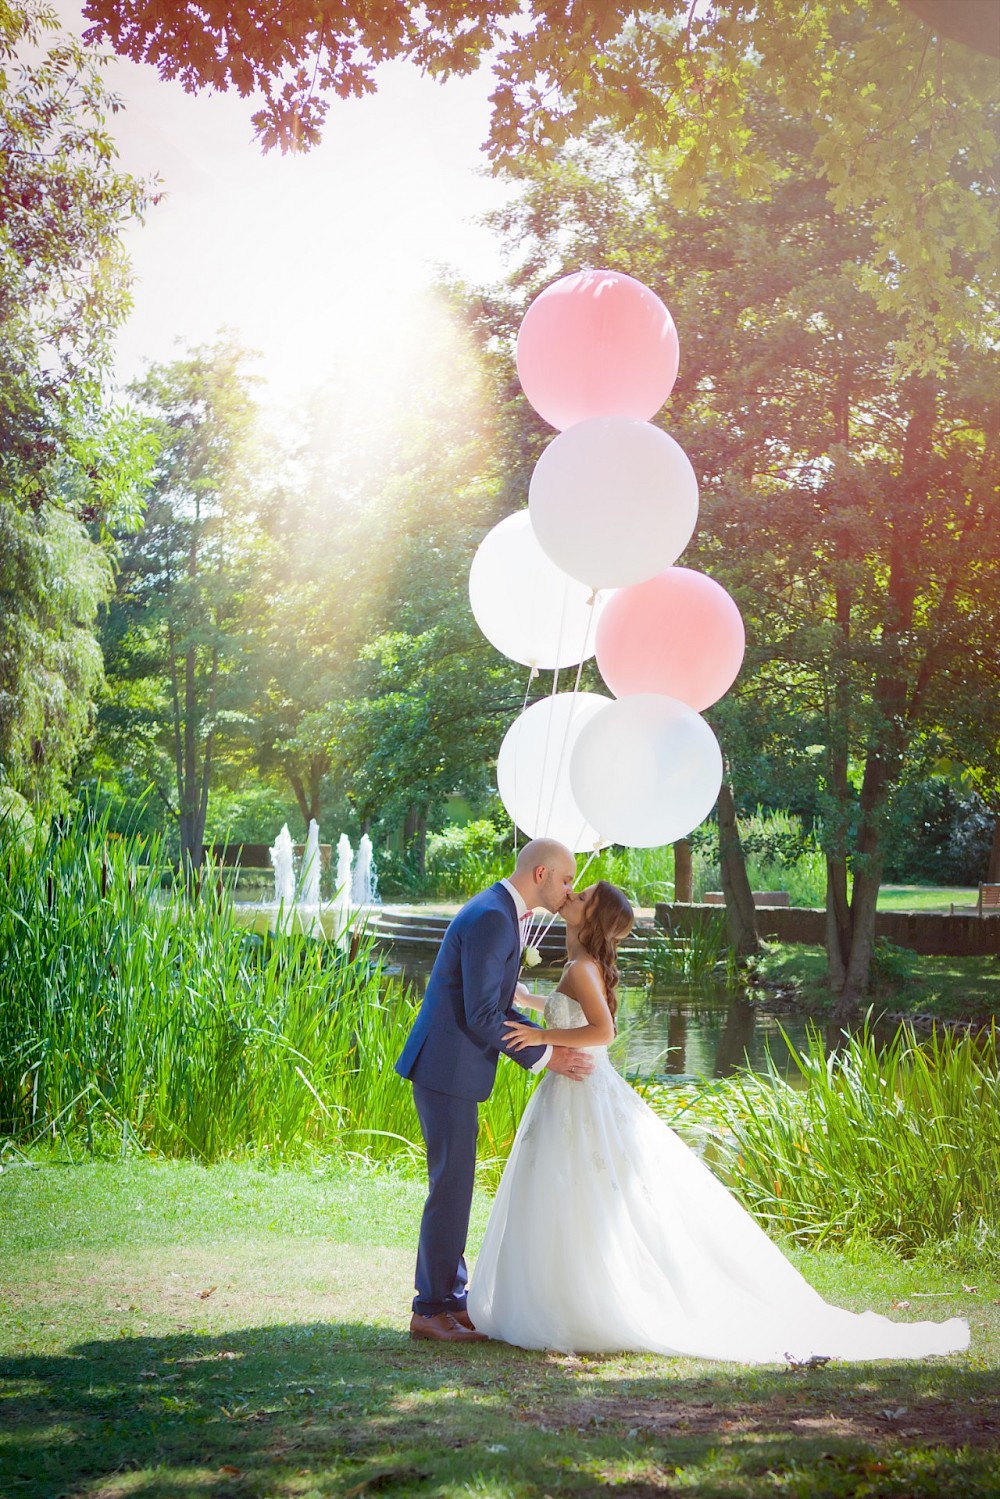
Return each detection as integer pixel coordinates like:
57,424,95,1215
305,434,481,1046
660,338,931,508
516,269,679,431
595,568,745,711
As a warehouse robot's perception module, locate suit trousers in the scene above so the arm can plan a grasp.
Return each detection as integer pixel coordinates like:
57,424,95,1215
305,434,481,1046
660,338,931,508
412,1082,479,1316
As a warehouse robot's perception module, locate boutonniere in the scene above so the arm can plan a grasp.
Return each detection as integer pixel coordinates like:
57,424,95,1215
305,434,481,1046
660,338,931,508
521,944,542,968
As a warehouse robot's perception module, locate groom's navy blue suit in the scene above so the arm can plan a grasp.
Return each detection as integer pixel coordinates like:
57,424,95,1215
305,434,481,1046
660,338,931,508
396,882,547,1317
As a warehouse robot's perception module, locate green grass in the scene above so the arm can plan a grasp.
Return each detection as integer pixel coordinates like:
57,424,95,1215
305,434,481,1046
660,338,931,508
877,886,983,912
2,1160,997,1499
748,943,1000,1022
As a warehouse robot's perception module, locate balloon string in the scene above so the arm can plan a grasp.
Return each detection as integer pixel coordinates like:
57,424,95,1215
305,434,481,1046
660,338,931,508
531,577,571,836
542,591,599,840
512,666,537,861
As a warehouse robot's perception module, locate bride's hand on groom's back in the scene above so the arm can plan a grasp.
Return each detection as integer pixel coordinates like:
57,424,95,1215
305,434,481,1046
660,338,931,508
503,1019,541,1052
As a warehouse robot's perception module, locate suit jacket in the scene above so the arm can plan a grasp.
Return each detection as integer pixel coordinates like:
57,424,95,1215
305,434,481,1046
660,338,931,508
395,882,547,1101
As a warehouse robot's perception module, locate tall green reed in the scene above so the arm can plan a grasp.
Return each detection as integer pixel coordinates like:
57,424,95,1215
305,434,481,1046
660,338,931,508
643,911,736,984
647,1021,1000,1263
0,812,533,1172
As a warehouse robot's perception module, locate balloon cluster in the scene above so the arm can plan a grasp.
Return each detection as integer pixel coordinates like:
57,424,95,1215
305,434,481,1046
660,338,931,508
469,270,745,852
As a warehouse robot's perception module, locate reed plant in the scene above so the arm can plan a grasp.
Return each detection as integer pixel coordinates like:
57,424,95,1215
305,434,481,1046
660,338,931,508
0,812,534,1172
643,912,737,984
648,1021,1000,1265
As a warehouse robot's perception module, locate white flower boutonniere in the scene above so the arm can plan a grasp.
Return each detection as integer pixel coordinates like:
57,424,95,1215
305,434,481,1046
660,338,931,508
521,944,542,969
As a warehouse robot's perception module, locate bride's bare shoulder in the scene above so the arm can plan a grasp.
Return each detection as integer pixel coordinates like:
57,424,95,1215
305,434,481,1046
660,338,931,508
560,957,606,1001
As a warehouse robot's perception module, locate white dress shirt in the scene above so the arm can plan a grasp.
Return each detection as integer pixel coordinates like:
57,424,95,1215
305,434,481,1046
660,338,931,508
499,878,552,1073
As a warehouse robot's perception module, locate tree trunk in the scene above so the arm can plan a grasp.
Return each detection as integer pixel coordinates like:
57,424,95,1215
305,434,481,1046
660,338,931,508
289,754,328,829
404,805,427,876
828,864,882,1043
825,853,851,992
717,781,759,959
828,739,893,1037
989,814,1000,883
289,772,311,830
673,838,693,903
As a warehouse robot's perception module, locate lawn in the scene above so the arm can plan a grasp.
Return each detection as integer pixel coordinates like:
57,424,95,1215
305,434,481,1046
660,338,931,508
750,943,1000,1023
876,886,987,913
2,1159,997,1498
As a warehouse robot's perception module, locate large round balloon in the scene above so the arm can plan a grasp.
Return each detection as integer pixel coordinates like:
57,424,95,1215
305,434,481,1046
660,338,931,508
569,694,723,848
497,692,611,850
517,270,679,431
529,417,699,590
469,511,608,670
595,567,745,710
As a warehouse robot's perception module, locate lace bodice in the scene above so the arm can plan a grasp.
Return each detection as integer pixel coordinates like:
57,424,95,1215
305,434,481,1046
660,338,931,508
543,985,610,1072
543,988,588,1030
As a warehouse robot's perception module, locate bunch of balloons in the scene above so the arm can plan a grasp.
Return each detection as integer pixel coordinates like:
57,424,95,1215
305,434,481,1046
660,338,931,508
469,269,745,852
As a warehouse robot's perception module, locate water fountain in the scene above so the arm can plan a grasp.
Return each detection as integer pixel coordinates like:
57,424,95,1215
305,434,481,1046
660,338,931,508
331,833,354,947
262,825,377,945
352,832,379,907
298,818,323,937
269,824,295,933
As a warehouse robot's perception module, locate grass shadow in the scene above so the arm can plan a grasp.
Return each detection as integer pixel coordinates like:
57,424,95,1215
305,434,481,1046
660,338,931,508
2,1323,999,1497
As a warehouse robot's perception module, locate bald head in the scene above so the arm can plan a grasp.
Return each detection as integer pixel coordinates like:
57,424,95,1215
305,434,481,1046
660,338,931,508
514,838,573,878
509,838,577,915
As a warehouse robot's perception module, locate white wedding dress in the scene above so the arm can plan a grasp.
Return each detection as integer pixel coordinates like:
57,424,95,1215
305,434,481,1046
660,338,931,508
468,989,970,1363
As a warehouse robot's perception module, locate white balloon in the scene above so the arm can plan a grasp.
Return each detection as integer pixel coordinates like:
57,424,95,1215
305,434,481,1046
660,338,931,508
569,694,723,848
469,511,607,669
529,417,699,589
497,692,611,850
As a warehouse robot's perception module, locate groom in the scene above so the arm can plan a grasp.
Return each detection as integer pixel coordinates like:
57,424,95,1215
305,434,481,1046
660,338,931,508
396,837,595,1343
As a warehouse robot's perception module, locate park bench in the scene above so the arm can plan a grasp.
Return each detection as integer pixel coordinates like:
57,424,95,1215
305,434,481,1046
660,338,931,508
976,883,1000,916
950,883,1000,917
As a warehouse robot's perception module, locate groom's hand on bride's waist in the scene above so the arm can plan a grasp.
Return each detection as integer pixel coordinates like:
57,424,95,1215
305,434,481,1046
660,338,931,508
545,1047,595,1082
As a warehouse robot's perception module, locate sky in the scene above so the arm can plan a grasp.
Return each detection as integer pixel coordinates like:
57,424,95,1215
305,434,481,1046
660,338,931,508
54,4,513,407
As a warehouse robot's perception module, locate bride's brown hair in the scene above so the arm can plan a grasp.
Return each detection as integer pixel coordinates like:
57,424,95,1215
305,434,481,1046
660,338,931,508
576,880,634,1025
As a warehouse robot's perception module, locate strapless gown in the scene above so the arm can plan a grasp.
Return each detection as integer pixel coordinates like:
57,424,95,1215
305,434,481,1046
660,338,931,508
467,990,970,1362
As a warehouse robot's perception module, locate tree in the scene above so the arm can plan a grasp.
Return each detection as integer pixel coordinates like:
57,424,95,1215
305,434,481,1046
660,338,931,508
244,379,403,832
0,1,153,806
84,1,998,368
473,90,999,1020
97,341,267,878
310,304,527,862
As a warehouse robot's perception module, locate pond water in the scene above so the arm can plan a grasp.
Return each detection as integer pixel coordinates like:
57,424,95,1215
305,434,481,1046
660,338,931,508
395,960,812,1086
612,982,812,1085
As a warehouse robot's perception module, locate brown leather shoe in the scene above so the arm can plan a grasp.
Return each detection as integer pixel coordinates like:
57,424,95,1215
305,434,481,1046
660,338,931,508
451,1308,478,1331
409,1311,488,1343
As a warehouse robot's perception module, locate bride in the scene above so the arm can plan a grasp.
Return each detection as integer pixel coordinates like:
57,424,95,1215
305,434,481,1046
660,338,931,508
466,881,970,1363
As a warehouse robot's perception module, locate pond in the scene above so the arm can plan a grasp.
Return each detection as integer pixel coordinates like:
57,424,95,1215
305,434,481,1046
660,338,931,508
394,959,812,1087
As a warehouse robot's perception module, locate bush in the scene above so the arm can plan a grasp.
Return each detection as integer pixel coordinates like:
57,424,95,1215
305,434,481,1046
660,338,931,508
883,778,994,886
688,808,826,906
424,819,511,898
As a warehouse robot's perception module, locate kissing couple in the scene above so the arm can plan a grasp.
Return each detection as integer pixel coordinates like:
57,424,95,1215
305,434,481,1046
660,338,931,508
395,839,968,1363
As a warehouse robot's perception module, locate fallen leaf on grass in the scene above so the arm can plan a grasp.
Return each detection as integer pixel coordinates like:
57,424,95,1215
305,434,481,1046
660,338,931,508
217,1466,242,1478
198,1285,218,1299
962,1284,979,1295
891,1300,911,1310
880,1407,908,1420
343,1469,428,1497
784,1353,831,1372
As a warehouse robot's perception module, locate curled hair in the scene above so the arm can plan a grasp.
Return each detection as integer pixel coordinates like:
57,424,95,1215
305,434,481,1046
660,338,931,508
576,880,634,1026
